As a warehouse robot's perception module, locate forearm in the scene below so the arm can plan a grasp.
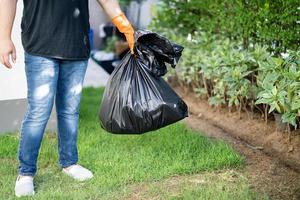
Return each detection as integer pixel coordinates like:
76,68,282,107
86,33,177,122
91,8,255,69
96,0,123,19
0,0,17,40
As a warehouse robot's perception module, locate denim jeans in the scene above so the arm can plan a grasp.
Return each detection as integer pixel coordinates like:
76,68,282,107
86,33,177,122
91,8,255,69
18,52,88,176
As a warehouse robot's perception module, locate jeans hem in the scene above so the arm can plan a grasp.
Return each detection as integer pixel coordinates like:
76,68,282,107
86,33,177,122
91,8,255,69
60,161,78,169
18,172,35,177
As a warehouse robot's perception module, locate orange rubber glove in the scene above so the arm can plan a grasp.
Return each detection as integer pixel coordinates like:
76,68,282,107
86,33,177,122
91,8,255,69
97,0,135,54
112,13,135,54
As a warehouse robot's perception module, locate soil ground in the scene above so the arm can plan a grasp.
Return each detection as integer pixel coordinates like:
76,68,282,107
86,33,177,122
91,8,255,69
173,85,300,200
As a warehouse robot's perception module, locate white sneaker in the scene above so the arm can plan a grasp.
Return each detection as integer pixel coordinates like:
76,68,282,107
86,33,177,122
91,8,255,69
15,175,35,197
62,164,93,181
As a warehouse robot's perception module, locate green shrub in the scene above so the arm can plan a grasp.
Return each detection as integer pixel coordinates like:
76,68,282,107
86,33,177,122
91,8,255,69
149,0,300,128
151,0,300,52
151,28,300,128
256,51,300,126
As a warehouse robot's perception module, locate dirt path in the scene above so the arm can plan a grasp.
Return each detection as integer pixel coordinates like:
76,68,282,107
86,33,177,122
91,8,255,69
174,87,300,200
185,115,300,200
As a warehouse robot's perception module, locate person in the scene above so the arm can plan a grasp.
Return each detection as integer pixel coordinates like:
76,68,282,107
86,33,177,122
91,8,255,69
0,0,135,197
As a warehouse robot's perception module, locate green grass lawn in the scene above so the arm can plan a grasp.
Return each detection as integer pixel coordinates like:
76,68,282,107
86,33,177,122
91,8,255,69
0,87,267,199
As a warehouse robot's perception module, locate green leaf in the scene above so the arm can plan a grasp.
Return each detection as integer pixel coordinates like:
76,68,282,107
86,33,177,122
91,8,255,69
282,112,297,127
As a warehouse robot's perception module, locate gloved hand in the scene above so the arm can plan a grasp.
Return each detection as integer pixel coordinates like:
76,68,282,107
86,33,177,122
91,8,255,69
111,13,135,54
97,0,135,54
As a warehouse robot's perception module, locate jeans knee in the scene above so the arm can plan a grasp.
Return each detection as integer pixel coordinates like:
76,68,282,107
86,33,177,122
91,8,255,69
25,105,52,123
56,109,79,120
56,99,80,119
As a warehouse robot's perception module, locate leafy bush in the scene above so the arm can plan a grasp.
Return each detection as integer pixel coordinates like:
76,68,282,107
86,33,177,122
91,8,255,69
256,51,300,126
149,1,300,128
152,28,300,128
151,0,300,52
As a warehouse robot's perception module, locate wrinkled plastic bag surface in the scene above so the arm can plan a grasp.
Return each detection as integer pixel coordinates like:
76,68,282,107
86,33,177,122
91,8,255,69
98,30,188,134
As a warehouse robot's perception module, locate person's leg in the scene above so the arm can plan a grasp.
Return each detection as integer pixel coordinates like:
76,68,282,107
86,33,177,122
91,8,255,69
16,52,59,197
55,59,93,181
18,52,59,176
55,59,88,168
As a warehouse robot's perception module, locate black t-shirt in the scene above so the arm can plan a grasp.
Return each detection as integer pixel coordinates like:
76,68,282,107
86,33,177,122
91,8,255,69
21,0,90,60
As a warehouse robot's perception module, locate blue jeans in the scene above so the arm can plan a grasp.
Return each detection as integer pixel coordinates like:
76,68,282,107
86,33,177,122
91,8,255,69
18,52,88,176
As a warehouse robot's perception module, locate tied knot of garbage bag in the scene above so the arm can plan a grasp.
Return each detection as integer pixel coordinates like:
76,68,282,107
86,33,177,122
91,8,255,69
99,30,188,134
134,30,184,77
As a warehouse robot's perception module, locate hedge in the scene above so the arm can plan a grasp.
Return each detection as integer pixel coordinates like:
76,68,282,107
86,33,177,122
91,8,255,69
151,30,300,127
151,0,300,53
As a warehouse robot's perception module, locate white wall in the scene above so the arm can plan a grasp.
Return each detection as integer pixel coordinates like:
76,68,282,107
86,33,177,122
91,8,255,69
0,1,26,101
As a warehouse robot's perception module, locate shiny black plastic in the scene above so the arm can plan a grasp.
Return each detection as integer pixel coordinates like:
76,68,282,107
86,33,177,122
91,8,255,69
98,30,188,134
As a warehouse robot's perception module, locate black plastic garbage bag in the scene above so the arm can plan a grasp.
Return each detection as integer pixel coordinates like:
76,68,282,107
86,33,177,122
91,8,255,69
98,30,188,134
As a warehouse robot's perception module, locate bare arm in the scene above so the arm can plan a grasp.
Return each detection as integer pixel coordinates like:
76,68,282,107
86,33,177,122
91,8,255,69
0,0,17,68
97,0,122,19
96,0,123,19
